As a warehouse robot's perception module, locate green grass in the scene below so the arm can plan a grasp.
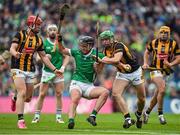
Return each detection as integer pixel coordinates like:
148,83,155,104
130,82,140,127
0,113,179,135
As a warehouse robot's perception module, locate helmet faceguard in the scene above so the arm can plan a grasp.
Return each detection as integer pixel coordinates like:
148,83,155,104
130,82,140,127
158,26,170,42
78,36,94,55
46,24,58,39
100,30,114,47
26,15,43,34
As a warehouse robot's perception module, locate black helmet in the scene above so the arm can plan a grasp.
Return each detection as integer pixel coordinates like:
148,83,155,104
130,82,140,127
78,36,94,46
78,35,94,54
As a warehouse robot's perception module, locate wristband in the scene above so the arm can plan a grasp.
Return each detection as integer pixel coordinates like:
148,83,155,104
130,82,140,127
53,68,57,72
61,66,65,70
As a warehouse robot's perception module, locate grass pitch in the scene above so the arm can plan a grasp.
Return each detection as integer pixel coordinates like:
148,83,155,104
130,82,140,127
0,113,179,135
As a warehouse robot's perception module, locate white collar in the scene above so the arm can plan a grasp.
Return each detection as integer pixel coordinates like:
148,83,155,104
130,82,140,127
47,38,55,45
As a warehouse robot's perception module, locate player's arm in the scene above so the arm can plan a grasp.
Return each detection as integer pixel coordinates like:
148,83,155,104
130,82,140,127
38,51,58,72
142,49,150,68
10,32,23,59
60,54,70,73
0,55,5,64
10,42,21,58
101,52,122,64
93,62,104,73
164,55,180,67
143,41,153,69
164,42,180,67
0,50,11,64
57,35,71,56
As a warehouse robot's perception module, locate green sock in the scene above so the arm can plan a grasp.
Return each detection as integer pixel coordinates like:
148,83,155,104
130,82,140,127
90,110,97,117
69,118,74,123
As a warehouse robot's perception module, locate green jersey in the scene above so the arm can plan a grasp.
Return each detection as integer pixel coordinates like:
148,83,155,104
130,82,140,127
70,49,105,83
43,38,63,73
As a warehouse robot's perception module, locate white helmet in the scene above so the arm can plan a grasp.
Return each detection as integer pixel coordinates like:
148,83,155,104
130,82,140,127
46,24,58,32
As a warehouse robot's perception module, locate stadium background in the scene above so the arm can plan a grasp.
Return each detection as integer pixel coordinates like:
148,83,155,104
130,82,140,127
0,0,179,114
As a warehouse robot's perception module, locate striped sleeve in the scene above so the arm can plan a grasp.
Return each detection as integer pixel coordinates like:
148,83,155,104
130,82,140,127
114,43,124,53
146,41,153,52
36,37,44,51
11,31,21,44
174,41,180,56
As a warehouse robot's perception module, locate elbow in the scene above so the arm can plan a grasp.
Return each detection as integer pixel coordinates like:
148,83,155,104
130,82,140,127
114,59,120,64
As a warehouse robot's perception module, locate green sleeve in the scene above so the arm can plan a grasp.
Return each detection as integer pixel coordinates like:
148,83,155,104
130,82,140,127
98,52,105,59
70,49,77,57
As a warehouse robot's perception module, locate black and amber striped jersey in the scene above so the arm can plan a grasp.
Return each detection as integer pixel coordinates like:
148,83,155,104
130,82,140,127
147,39,179,74
11,30,44,72
103,42,140,73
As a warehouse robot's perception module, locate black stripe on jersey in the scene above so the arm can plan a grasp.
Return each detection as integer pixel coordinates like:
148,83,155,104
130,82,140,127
30,58,35,71
35,34,39,51
19,31,26,53
168,39,173,62
23,54,30,71
153,39,158,67
11,56,20,69
28,39,33,47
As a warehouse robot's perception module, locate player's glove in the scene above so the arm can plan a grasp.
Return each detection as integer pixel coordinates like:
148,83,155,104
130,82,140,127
57,34,63,43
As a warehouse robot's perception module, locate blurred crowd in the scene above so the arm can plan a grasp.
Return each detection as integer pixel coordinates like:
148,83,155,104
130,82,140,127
0,0,180,98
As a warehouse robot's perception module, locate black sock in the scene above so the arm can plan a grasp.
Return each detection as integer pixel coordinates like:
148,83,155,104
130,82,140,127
124,113,131,119
18,114,24,120
146,108,151,115
158,111,163,115
136,111,142,117
13,96,17,101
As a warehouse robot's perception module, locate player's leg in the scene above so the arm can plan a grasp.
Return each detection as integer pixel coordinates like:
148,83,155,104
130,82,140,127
25,83,34,102
32,82,49,123
68,88,81,129
134,83,146,128
152,77,167,124
143,89,158,124
11,89,17,111
13,77,27,129
112,79,135,129
86,86,109,126
54,81,64,123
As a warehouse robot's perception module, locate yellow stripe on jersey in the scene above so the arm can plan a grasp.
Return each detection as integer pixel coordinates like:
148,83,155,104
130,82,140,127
20,36,29,70
124,45,132,59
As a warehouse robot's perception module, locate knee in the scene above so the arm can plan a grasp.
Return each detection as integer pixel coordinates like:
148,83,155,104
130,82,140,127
71,94,80,104
39,92,46,99
101,90,109,98
158,90,165,96
138,96,146,105
25,96,32,102
71,97,80,105
56,91,62,98
18,91,26,99
112,90,121,99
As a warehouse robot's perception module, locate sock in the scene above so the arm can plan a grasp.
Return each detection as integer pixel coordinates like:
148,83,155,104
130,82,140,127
136,111,142,117
69,118,74,123
158,111,163,115
146,108,151,115
90,110,97,117
34,110,41,119
56,108,62,119
18,114,24,120
124,113,131,120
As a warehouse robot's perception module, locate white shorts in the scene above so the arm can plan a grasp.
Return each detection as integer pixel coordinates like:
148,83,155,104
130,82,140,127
69,80,95,98
116,67,144,86
150,70,163,78
150,70,170,82
41,70,64,83
11,69,36,84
